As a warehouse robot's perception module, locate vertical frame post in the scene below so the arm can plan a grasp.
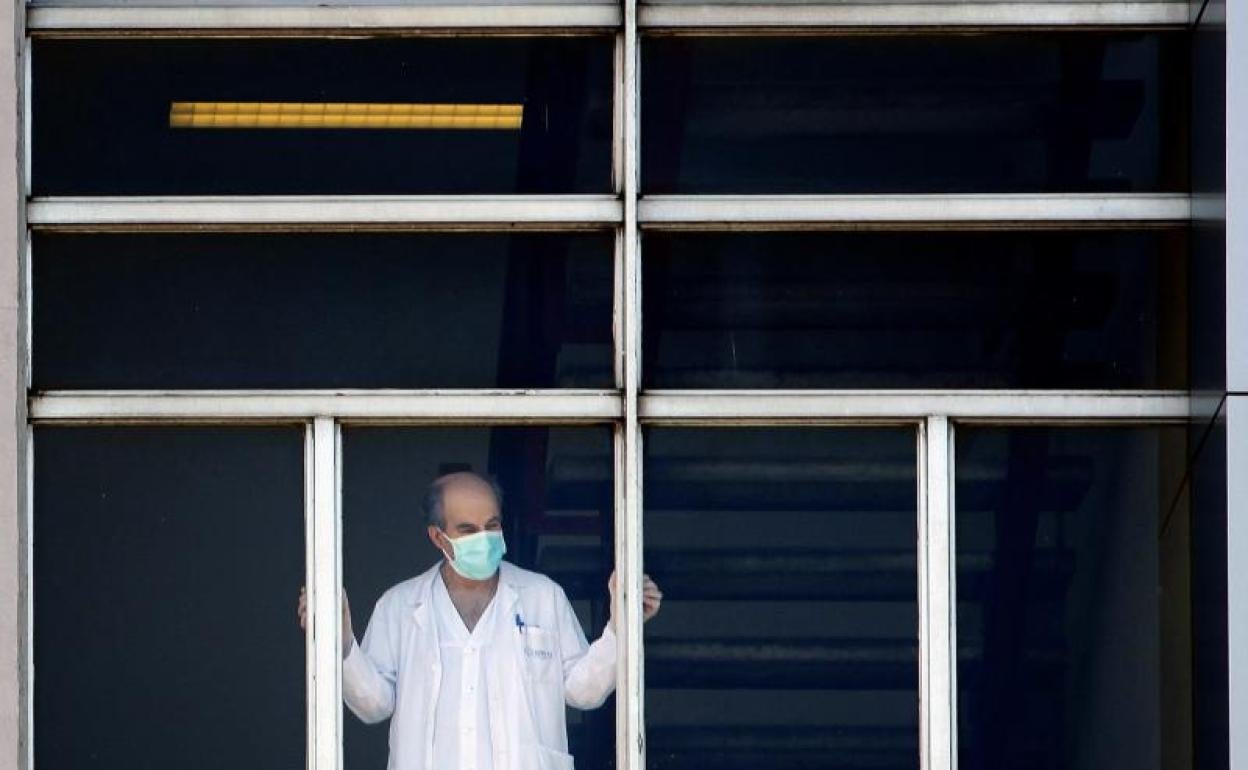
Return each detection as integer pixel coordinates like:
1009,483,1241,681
616,0,645,763
307,417,342,770
920,416,956,770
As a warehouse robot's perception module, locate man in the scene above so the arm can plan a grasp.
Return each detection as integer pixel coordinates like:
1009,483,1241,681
297,470,663,770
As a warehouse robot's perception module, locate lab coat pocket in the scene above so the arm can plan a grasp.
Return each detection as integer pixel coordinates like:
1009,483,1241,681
521,743,575,770
521,626,559,680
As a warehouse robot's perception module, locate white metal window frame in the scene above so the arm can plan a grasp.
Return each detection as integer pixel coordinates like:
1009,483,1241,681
25,1,1187,30
18,6,1196,770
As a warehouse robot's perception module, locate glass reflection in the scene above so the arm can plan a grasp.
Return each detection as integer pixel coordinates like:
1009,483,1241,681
644,427,918,770
643,33,1187,194
642,230,1187,389
33,427,306,770
33,232,614,390
955,427,1189,770
34,37,613,195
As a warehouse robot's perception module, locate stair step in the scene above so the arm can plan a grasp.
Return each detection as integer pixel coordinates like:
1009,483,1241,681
541,547,1075,601
646,637,1063,689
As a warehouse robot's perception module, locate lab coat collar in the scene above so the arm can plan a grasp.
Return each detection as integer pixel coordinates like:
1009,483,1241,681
405,559,526,629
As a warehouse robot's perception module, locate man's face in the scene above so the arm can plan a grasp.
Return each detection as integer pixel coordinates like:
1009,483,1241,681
428,476,502,554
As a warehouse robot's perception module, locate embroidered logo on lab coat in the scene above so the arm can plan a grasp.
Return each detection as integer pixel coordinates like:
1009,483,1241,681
524,645,554,660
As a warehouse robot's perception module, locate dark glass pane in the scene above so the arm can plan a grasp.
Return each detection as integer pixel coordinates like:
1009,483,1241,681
342,426,615,770
955,427,1189,770
34,427,305,770
34,38,612,195
642,230,1187,389
643,427,918,770
643,33,1187,194
1190,408,1228,770
33,232,614,389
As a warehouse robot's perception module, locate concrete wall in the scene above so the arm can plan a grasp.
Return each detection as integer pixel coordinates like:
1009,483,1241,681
1219,0,1247,757
1,0,23,768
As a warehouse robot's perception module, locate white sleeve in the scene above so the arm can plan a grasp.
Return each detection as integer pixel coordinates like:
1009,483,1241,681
556,584,617,710
341,596,399,724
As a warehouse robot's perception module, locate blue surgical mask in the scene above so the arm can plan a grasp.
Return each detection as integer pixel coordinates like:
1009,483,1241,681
439,529,506,581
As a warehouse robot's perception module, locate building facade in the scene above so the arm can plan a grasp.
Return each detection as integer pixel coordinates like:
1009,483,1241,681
0,0,1243,768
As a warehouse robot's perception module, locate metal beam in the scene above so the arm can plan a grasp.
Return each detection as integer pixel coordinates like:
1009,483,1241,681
27,195,622,228
24,1,1186,31
640,390,1190,423
28,389,1191,423
29,390,623,422
27,3,620,31
639,193,1191,227
639,1,1187,27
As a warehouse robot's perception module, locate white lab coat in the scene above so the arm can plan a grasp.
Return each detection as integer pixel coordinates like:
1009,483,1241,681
342,559,617,770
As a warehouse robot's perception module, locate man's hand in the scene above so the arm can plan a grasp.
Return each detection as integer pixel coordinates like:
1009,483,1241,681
298,585,355,659
607,570,663,633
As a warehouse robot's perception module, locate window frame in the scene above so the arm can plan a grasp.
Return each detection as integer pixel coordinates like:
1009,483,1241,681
19,9,1193,770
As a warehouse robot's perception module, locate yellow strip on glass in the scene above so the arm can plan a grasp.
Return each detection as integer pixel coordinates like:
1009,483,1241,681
169,102,524,130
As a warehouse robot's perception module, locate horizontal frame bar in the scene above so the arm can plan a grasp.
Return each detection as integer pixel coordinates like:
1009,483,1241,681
29,390,624,422
640,193,1191,227
28,193,1191,229
27,4,621,31
25,1,1184,30
27,195,623,228
29,389,1189,423
639,390,1190,423
639,1,1188,28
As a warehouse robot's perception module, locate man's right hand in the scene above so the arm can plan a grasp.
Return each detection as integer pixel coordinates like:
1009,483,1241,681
298,585,355,659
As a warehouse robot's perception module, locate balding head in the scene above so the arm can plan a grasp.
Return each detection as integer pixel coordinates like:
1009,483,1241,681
422,471,504,530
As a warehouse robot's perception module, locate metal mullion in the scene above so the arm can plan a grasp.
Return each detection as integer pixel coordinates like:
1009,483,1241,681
28,195,623,229
612,31,625,200
307,417,343,770
22,36,30,198
616,0,644,762
638,193,1190,227
919,416,957,770
27,4,622,31
614,229,625,390
303,423,316,770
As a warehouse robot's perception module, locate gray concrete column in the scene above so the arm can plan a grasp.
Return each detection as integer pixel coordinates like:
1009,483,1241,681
1,0,25,768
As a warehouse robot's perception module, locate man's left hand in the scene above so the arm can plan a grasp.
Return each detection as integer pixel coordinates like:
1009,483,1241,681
607,570,663,632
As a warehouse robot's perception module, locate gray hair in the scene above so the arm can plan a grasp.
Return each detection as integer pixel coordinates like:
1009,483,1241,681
422,471,505,528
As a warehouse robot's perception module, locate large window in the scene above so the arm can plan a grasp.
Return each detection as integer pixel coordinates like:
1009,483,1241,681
954,427,1188,770
642,33,1187,194
34,232,615,389
26,5,1200,770
34,427,306,770
643,427,919,770
33,38,614,195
